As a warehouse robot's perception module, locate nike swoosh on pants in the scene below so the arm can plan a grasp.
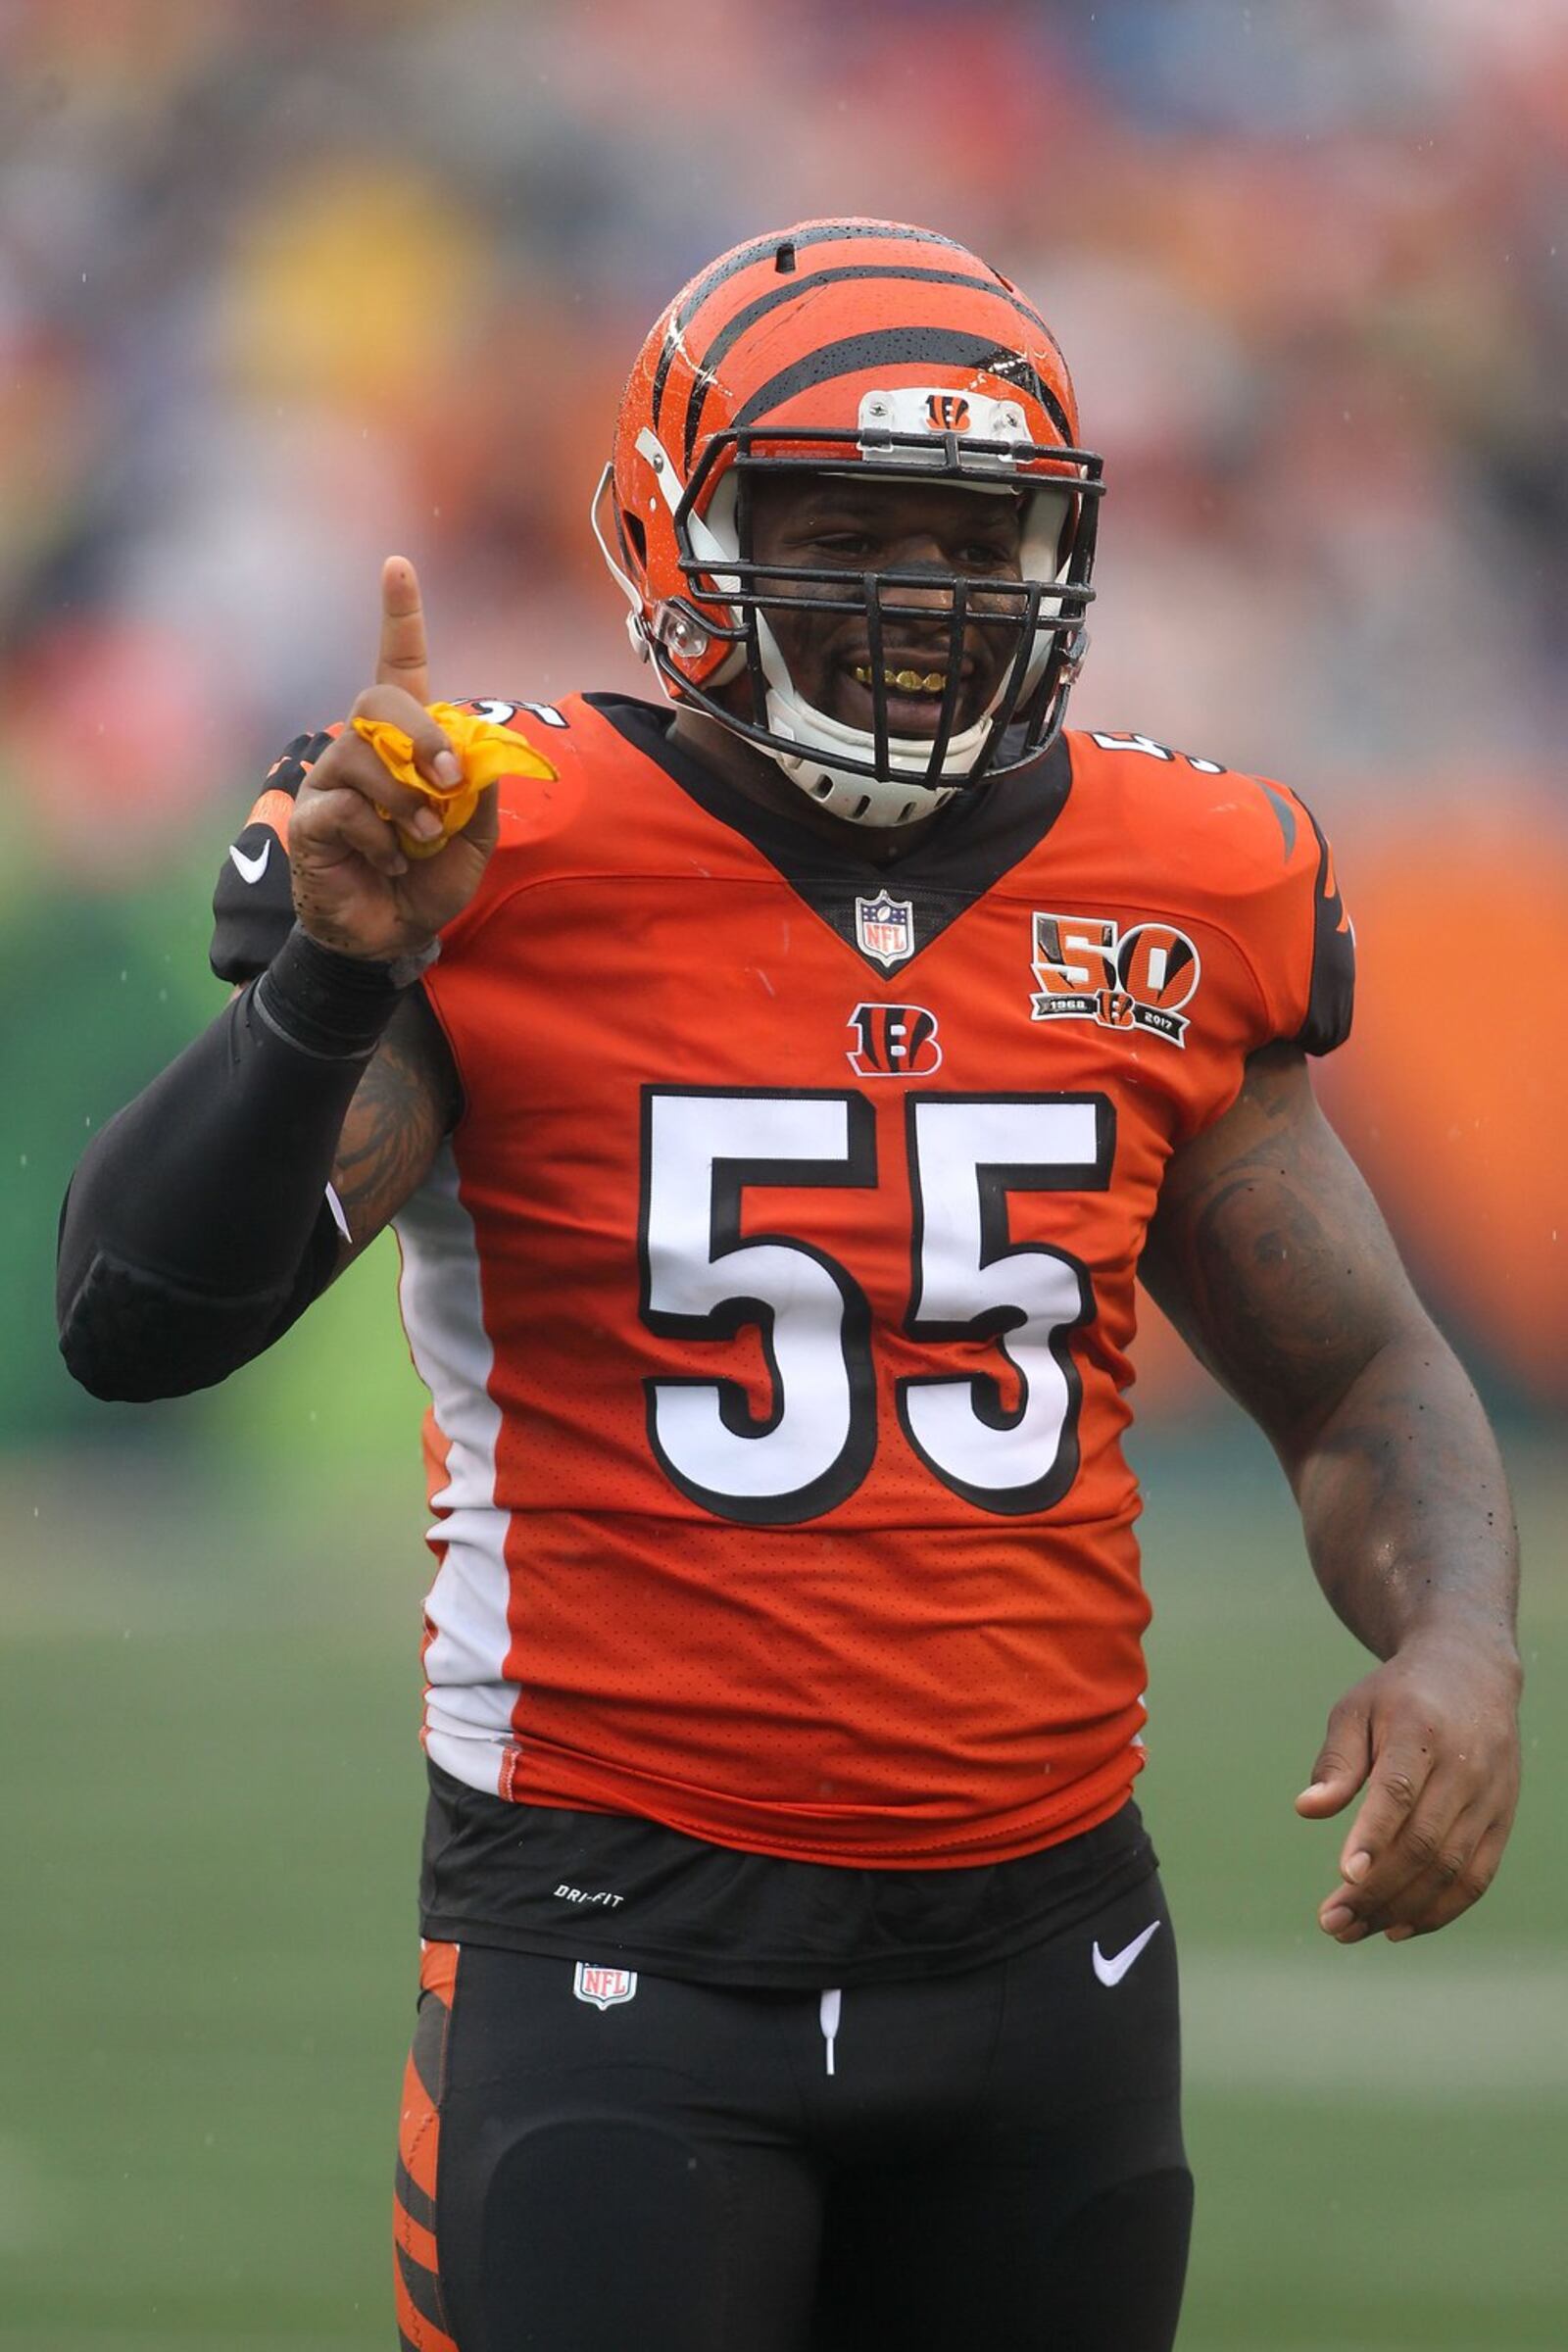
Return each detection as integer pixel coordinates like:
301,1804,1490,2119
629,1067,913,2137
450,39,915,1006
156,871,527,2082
1092,1920,1161,1986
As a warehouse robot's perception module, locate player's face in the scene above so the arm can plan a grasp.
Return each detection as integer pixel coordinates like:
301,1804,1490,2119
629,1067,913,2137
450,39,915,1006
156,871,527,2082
741,471,1027,740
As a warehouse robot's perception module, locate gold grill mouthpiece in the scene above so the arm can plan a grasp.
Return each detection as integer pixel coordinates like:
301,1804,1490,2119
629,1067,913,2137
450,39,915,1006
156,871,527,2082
853,665,948,693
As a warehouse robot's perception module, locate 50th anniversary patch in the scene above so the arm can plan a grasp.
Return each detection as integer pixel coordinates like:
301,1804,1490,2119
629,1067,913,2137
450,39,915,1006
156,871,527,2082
1031,911,1200,1046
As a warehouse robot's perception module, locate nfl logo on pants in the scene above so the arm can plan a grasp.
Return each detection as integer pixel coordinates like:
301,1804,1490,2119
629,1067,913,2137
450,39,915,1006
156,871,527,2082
573,1961,638,2010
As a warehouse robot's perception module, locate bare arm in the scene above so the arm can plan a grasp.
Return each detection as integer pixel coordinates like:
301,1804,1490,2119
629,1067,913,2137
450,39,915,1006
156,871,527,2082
1142,1043,1521,1942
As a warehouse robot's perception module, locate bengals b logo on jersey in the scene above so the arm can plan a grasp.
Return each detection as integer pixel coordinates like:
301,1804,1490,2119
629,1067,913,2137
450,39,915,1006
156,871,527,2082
847,1004,943,1078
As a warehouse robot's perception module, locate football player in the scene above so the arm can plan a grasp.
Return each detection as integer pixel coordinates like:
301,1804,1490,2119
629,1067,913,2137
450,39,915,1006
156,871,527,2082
59,220,1521,2352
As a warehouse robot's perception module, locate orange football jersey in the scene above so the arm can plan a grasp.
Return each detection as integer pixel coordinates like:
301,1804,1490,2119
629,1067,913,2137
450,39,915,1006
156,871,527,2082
394,695,1351,1867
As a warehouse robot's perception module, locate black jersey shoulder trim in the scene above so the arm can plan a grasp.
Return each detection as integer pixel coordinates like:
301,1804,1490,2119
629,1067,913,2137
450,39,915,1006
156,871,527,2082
1294,804,1355,1055
585,693,1072,975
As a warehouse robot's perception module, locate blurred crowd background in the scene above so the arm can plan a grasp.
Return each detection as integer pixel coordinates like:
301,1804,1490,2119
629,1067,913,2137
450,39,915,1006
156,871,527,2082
5,0,1564,1452
7,16,1563,2343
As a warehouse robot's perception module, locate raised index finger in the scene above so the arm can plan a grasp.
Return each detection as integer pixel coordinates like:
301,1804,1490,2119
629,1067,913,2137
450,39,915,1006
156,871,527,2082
376,555,429,703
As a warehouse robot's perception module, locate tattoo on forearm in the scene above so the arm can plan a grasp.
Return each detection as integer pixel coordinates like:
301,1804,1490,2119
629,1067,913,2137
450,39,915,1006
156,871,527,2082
329,1003,452,1253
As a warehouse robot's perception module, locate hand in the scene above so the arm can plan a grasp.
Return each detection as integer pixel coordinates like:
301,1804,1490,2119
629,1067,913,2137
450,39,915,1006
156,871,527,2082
1296,1632,1522,1943
288,557,500,962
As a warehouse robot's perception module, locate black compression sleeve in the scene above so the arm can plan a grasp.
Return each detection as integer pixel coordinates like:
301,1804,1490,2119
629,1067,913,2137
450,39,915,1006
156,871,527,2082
57,927,415,1401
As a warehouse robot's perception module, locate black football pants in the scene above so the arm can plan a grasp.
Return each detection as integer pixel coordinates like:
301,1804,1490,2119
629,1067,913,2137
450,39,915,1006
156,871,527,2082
393,1871,1191,2351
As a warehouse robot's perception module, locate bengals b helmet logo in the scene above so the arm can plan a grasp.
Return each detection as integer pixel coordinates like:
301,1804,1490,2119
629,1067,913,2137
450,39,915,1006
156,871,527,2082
847,1004,943,1078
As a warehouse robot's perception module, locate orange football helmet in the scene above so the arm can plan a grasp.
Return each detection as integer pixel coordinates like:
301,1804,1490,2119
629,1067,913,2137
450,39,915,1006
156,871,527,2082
592,218,1103,824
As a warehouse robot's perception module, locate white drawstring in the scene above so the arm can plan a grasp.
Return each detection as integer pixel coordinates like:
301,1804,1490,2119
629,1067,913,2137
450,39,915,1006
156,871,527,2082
819,1987,842,2077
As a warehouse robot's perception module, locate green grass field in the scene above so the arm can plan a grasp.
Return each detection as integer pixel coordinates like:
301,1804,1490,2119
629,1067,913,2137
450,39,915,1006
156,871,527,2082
3,1386,1562,2347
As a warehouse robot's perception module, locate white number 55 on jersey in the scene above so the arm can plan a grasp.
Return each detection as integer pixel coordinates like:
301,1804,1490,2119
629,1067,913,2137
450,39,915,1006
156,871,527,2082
638,1088,1112,1525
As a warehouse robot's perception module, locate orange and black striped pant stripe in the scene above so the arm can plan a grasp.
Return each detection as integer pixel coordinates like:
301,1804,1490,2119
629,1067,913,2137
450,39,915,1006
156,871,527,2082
393,1939,460,2352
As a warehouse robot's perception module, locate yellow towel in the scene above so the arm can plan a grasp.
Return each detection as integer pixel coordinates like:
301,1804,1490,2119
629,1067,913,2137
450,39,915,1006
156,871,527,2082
352,701,558,856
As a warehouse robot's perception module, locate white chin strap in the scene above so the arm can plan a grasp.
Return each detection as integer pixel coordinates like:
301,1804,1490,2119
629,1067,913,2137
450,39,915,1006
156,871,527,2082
755,619,983,827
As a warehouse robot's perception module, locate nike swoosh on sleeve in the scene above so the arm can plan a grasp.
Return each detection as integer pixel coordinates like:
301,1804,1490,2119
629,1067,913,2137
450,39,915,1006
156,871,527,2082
229,840,271,886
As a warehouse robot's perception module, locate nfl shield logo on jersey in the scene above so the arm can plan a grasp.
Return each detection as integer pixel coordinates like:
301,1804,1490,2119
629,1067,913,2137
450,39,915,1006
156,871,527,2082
573,1961,638,2010
855,892,914,969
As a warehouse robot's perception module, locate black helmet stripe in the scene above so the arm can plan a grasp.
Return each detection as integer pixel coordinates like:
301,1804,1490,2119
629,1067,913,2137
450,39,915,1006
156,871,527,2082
679,267,1062,458
651,221,971,429
688,327,1073,469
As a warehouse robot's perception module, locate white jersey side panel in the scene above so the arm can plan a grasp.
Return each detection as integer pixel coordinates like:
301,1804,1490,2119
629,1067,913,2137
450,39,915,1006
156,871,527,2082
394,1143,517,1795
